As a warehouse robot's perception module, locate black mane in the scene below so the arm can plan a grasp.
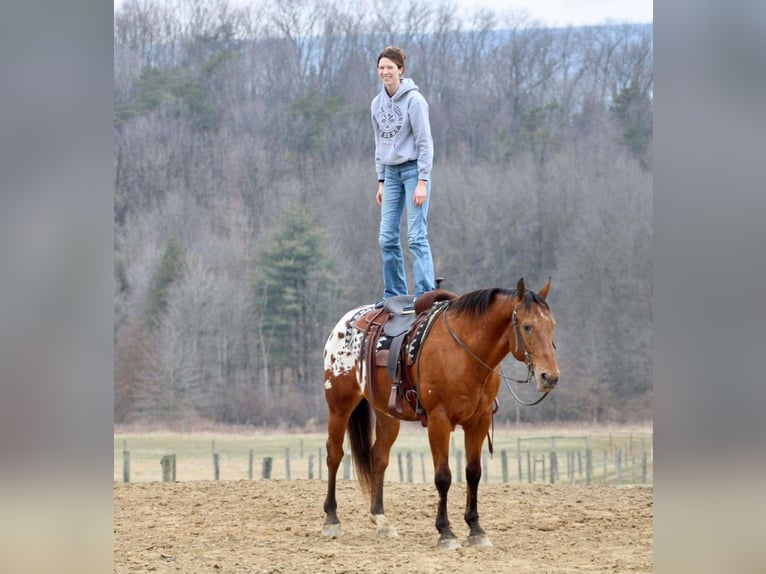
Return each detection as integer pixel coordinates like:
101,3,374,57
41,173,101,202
450,287,549,316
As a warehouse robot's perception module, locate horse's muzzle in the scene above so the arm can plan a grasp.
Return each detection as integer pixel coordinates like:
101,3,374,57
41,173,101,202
537,372,559,392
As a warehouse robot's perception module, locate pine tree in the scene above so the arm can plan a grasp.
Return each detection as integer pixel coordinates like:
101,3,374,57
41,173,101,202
253,203,342,401
610,81,653,166
146,238,186,330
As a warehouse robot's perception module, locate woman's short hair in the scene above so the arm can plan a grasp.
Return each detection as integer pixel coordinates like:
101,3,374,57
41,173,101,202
377,46,407,71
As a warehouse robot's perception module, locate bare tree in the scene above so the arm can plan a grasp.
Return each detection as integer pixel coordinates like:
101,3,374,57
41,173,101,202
114,0,653,424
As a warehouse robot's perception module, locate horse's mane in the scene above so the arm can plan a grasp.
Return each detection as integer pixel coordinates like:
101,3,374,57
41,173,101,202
450,287,549,316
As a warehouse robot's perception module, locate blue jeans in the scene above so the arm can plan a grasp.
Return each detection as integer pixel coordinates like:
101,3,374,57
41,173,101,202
379,160,435,299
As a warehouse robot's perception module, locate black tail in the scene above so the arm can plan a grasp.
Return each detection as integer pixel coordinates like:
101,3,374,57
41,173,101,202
347,398,375,496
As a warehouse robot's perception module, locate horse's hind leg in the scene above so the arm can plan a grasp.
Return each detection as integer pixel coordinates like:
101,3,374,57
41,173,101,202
322,400,354,537
369,414,400,538
427,413,461,550
463,421,493,547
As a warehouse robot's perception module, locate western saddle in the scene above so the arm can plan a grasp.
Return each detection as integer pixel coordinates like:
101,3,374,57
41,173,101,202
355,288,457,426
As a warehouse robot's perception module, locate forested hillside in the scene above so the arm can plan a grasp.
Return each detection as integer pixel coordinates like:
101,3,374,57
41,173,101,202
114,0,653,426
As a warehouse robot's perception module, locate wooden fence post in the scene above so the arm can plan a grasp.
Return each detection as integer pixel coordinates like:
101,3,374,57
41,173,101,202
616,449,622,485
397,452,403,482
501,450,508,483
318,448,323,481
213,452,220,480
285,448,291,480
308,454,314,479
161,454,175,482
526,451,532,483
248,449,254,480
342,455,350,480
122,449,130,483
262,457,273,479
549,451,557,484
420,452,427,483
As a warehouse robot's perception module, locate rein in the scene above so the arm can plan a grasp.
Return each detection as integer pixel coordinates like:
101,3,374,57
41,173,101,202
442,306,549,407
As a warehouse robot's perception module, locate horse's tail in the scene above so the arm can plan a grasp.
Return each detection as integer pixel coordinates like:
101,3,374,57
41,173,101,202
347,398,375,496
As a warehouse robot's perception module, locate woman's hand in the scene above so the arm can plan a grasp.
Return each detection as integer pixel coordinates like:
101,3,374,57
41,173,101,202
413,180,428,207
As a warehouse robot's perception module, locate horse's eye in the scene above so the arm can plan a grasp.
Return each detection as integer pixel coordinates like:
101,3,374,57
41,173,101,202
523,325,532,333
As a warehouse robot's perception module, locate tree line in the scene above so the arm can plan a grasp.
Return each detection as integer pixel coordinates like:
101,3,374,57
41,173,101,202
114,0,653,427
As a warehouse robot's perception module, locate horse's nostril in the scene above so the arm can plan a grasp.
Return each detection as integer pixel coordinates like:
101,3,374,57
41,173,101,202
541,373,558,387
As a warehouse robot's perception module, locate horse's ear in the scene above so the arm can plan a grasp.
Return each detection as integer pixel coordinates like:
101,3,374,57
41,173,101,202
538,277,551,301
516,277,526,299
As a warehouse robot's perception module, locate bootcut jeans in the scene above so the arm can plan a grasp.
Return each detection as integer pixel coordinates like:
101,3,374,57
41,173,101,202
378,160,435,299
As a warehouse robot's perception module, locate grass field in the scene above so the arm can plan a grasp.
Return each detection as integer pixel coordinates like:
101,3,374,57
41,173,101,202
114,422,652,485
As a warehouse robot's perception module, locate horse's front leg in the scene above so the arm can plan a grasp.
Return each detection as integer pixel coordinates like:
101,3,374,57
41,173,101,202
428,413,461,550
369,414,400,538
463,420,493,547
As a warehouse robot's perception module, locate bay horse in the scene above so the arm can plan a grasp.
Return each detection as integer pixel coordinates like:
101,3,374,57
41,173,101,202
321,278,559,549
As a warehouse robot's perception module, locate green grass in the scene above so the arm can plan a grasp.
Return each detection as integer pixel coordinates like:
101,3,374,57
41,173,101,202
114,423,652,485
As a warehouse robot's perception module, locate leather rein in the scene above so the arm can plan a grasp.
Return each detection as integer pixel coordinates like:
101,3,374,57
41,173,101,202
442,305,549,407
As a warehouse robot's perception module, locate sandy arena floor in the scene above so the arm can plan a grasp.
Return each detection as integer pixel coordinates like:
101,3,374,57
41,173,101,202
114,478,652,573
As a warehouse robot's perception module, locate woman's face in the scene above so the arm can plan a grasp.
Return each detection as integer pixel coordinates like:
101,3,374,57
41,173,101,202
377,57,402,91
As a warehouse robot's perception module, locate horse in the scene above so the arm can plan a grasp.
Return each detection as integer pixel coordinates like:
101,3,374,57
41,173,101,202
321,277,559,550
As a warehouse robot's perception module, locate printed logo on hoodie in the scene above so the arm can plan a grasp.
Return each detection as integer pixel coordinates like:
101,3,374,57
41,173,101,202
378,101,404,140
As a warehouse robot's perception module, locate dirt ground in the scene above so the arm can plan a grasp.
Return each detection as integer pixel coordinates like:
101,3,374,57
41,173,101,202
114,479,652,573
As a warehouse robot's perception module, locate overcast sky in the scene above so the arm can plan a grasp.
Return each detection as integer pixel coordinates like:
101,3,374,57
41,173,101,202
454,0,652,27
114,0,653,27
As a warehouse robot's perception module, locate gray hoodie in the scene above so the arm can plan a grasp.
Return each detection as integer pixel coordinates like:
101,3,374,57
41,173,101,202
371,77,434,182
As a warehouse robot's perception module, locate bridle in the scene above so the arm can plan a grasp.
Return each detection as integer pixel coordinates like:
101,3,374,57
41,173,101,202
442,304,549,407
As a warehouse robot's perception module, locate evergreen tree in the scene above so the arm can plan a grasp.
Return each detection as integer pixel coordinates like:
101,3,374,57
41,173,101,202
610,80,653,166
146,238,186,330
253,203,342,402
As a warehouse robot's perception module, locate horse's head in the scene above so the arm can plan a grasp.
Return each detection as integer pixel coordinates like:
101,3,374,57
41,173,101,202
512,277,559,392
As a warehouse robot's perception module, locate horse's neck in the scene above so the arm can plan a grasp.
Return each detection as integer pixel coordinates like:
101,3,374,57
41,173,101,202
454,296,518,367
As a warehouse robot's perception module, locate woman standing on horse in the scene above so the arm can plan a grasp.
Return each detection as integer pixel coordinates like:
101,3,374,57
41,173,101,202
372,46,435,313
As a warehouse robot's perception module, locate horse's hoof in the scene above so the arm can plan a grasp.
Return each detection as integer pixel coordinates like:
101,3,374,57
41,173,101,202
376,527,399,539
371,513,399,539
468,534,493,547
322,523,344,538
437,536,462,551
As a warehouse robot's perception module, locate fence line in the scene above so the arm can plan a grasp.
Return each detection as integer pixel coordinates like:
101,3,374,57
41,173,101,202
117,436,652,485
